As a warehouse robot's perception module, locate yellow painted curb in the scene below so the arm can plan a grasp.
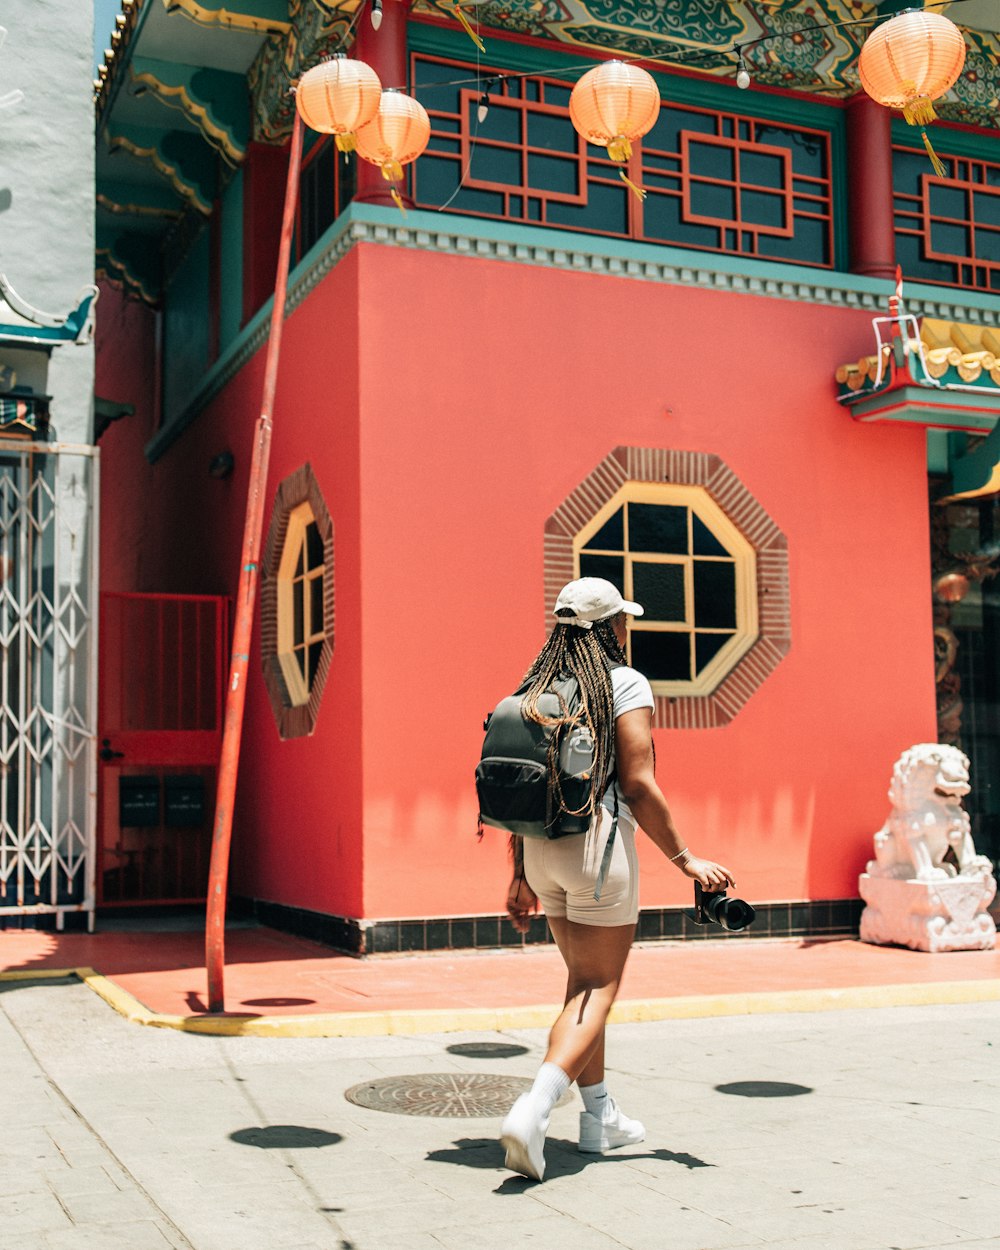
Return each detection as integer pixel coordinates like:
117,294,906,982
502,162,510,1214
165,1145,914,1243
1,966,998,1037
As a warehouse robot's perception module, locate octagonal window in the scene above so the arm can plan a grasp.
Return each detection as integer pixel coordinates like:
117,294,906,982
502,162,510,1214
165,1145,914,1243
575,484,757,697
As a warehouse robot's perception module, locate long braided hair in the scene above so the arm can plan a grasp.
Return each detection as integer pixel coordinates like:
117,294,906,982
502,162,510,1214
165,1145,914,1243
519,612,626,829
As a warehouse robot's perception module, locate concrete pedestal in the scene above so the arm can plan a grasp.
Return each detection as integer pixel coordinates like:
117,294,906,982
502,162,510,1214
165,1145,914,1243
859,873,997,953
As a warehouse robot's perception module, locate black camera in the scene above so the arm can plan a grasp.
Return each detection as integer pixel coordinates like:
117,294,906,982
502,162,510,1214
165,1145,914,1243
691,882,756,932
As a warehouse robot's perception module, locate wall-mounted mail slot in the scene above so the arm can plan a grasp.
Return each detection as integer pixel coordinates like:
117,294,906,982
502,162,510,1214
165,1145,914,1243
119,775,160,828
164,774,205,828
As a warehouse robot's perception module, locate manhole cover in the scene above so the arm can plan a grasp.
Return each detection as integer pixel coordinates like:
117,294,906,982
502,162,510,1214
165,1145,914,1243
344,1073,571,1119
446,1042,529,1059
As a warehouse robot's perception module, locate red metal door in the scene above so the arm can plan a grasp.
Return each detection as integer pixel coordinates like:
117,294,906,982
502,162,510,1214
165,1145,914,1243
98,593,228,905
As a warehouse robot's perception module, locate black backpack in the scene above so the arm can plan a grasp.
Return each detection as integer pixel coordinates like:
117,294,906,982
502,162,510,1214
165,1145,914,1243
476,674,596,840
475,672,621,900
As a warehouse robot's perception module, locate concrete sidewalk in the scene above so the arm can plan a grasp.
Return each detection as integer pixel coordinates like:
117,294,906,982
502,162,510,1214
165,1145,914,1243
0,975,996,1250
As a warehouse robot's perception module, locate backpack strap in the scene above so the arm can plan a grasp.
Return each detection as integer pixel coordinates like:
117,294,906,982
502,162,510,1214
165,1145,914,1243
592,777,619,902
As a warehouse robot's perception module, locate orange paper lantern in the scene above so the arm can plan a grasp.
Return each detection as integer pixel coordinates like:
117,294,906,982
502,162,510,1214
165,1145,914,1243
296,55,382,153
569,60,660,200
355,90,430,209
858,10,966,127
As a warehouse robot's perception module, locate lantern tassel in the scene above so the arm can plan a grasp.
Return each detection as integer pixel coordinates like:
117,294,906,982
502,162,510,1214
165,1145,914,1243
607,136,632,164
335,133,357,154
903,97,937,127
450,4,486,53
390,185,407,217
920,127,947,177
618,169,646,202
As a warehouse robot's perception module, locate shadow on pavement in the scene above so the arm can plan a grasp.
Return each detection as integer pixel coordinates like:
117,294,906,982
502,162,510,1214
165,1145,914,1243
230,1125,344,1149
427,1137,716,1185
715,1081,813,1097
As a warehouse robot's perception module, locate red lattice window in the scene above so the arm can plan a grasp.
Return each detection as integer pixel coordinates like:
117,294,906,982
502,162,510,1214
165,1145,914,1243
893,147,1000,294
410,52,835,268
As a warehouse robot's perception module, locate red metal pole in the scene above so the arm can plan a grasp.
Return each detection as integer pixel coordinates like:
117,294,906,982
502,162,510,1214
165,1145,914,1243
205,110,305,1013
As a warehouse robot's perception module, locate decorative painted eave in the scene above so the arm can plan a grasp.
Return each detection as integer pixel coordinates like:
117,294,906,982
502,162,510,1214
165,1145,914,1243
97,184,185,222
835,318,1000,433
0,273,99,348
96,231,163,306
105,124,217,215
161,0,290,35
129,57,250,163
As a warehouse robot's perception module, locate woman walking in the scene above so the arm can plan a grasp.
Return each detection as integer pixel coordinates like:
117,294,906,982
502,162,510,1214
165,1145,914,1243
499,577,734,1181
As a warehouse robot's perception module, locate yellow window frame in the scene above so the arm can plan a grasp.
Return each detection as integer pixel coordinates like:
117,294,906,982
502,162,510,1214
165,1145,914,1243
573,482,758,697
276,501,326,708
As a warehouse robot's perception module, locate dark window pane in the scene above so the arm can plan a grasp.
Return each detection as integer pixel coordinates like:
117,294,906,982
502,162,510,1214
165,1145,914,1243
693,560,736,628
527,153,578,195
650,109,716,153
472,145,521,187
633,562,685,622
293,583,304,645
477,104,521,144
305,521,323,569
293,644,307,683
295,546,304,578
631,629,690,681
929,183,968,219
756,125,825,178
628,504,688,553
691,514,729,556
688,141,735,182
695,631,734,672
527,112,576,152
579,554,624,592
308,641,324,685
930,221,970,256
975,228,998,260
757,217,828,265
310,575,324,635
740,149,785,190
894,232,956,284
547,181,628,234
584,507,624,551
690,180,736,223
741,189,786,229
546,84,572,109
643,191,720,248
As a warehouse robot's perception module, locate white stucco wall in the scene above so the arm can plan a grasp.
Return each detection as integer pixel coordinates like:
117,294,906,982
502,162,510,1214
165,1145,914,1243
0,0,95,442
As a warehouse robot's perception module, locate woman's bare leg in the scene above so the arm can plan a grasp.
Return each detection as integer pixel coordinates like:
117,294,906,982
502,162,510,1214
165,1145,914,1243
543,916,635,1083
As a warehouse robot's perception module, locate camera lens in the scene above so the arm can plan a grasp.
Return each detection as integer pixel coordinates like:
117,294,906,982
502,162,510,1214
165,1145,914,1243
717,897,756,932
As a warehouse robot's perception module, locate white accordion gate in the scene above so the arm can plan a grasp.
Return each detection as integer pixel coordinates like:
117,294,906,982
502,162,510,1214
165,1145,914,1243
0,440,98,929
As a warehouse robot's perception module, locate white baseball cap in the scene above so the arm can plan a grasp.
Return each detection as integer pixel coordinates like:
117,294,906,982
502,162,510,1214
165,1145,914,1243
553,577,644,630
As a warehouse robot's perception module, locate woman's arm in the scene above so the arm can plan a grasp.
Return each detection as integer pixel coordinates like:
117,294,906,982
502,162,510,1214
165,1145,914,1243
506,835,538,933
615,706,735,890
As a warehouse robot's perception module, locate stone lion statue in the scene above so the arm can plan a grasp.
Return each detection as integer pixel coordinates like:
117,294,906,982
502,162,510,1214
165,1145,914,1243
868,743,992,881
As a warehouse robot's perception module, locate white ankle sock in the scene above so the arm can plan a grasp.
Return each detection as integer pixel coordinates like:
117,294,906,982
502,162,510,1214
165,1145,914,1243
579,1081,608,1118
528,1062,571,1117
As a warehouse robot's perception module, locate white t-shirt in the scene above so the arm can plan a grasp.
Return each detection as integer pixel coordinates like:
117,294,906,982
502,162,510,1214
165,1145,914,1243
603,665,655,823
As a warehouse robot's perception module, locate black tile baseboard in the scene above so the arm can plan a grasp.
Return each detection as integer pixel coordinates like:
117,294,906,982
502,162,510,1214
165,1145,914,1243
236,896,864,956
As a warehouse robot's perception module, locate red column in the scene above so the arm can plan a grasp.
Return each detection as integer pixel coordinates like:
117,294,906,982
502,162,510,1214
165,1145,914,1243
846,92,896,280
352,0,413,207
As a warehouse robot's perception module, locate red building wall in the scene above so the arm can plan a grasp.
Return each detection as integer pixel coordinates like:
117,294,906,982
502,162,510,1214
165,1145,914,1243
97,241,936,925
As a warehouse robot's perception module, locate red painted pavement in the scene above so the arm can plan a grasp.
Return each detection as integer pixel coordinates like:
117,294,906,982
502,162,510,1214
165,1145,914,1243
1,926,997,1019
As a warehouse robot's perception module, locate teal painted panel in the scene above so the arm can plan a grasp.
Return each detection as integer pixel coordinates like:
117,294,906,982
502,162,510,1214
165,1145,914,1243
163,226,211,426
219,169,244,353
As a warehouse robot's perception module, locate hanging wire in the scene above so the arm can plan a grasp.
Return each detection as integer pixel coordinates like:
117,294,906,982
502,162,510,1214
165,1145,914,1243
377,0,979,97
433,7,487,212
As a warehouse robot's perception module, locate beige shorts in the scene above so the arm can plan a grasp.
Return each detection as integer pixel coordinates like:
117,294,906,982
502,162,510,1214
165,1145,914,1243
523,805,639,927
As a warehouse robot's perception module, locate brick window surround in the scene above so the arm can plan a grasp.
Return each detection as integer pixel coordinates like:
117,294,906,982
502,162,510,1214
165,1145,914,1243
545,447,790,728
261,463,335,739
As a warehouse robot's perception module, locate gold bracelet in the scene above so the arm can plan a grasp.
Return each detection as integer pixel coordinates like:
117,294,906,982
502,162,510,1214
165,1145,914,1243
669,847,689,862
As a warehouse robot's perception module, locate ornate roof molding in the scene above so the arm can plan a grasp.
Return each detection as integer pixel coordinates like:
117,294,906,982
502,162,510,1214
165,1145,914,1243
129,58,249,162
105,125,217,214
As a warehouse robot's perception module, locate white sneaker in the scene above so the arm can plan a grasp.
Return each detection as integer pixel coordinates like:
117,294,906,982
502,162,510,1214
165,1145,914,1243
578,1097,645,1153
500,1093,548,1181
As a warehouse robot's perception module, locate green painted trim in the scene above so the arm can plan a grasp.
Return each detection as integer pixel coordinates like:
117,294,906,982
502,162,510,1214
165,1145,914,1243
130,58,249,162
106,124,216,216
848,385,1000,430
891,117,1000,162
949,422,1000,495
